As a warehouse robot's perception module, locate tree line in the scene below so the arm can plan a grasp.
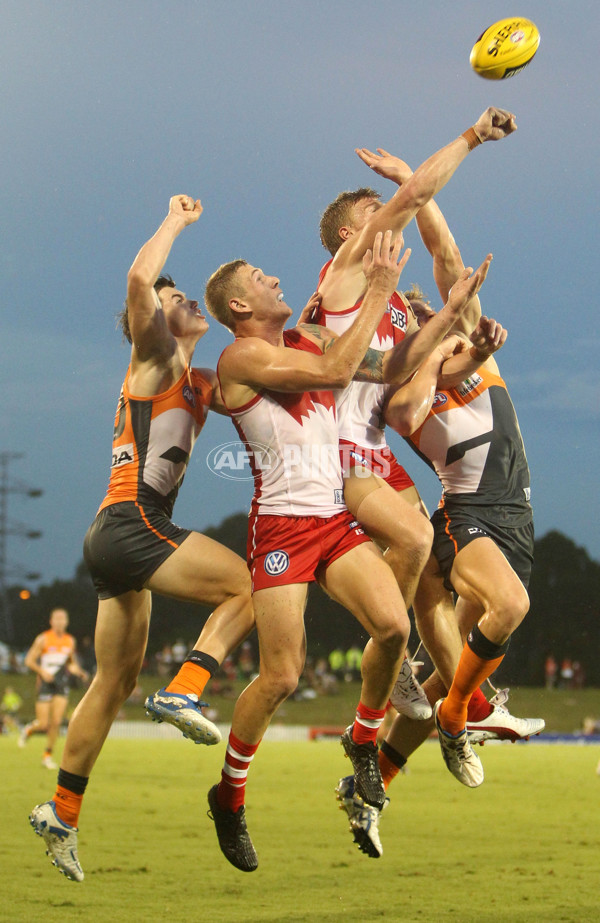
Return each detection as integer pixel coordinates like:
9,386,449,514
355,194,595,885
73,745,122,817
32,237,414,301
3,515,599,687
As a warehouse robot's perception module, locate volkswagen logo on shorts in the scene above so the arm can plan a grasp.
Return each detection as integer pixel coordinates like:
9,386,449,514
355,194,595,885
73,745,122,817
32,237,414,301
264,550,290,576
206,441,277,480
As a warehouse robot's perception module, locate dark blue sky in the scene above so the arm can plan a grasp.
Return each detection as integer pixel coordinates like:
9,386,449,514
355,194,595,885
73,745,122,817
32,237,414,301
2,1,598,586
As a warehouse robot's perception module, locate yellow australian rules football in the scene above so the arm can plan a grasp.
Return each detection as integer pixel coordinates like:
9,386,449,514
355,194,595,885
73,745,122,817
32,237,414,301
470,17,540,79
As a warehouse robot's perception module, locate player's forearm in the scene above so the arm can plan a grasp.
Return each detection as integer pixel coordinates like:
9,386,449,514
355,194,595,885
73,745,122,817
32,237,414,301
381,298,466,384
127,213,187,290
375,159,464,283
436,347,489,389
391,136,471,217
24,656,42,676
414,202,478,324
415,199,462,270
385,357,441,435
438,346,500,391
321,282,391,386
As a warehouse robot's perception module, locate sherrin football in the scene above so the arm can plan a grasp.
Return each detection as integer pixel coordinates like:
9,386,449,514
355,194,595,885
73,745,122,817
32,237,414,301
470,17,540,80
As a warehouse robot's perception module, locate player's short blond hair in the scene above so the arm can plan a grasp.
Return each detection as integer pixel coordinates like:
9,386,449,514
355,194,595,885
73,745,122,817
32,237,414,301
403,282,430,304
204,260,248,333
319,187,381,256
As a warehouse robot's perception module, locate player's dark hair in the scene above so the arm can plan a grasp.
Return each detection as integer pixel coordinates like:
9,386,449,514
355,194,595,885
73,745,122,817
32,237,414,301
319,187,381,256
117,275,176,344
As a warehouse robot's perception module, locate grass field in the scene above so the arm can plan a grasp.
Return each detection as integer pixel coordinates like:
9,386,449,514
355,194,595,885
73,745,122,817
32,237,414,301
4,673,600,734
4,732,600,923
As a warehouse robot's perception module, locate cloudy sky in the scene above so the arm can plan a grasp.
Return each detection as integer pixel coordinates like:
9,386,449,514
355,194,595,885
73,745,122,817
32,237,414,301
2,0,598,588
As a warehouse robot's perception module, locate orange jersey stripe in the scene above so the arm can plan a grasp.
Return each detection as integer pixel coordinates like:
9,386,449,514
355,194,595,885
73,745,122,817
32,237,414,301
98,366,213,515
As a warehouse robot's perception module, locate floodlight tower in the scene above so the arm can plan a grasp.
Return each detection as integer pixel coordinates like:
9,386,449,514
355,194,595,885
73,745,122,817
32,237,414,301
0,452,43,643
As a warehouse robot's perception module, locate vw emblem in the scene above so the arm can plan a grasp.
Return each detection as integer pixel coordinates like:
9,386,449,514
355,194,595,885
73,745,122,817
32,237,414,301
264,550,290,576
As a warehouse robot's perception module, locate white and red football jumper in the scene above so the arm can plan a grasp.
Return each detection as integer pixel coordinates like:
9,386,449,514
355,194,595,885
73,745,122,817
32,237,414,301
312,260,414,490
217,328,346,518
217,329,371,591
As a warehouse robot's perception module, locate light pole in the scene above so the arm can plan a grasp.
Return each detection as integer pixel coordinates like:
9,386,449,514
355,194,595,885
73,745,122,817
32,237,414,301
0,452,43,643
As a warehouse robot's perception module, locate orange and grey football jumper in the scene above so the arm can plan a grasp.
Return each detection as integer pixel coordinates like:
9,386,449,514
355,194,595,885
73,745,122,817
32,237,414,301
37,629,76,700
84,365,213,599
405,364,534,590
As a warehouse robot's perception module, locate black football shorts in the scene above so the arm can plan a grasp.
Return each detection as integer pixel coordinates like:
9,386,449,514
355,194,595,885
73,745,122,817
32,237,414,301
83,501,191,599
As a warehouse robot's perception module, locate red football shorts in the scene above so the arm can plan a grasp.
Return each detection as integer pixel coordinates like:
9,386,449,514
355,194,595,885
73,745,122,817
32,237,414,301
248,510,371,592
339,439,414,492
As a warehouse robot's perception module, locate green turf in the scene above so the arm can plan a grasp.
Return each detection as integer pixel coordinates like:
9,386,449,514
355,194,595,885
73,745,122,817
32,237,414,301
5,734,600,923
4,673,599,733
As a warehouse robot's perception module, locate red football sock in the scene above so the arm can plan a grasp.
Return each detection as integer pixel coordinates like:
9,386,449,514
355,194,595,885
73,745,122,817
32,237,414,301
217,731,260,812
467,686,493,722
352,702,386,745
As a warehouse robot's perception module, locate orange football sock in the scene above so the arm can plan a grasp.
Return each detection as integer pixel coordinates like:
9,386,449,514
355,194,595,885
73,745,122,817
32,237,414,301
53,785,84,828
378,749,401,790
378,739,407,790
166,661,211,698
439,645,504,736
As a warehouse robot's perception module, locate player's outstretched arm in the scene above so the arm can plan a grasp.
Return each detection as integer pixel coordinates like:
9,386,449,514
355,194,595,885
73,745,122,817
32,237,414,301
355,147,413,187
434,316,507,388
384,335,465,435
355,145,488,337
126,195,202,359
386,314,507,435
336,108,516,272
356,146,472,328
367,255,492,385
222,231,410,393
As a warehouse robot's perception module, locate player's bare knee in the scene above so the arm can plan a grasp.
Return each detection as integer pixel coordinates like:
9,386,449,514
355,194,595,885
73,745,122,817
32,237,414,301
260,669,300,708
372,617,409,658
95,663,140,703
215,580,252,607
414,517,434,561
490,586,530,636
232,587,253,610
387,520,432,575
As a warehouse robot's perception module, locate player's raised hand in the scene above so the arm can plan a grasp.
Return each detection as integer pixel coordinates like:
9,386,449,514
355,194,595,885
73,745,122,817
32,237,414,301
473,107,517,141
469,315,508,359
362,230,411,294
297,291,322,325
169,195,203,225
435,333,468,362
355,148,413,185
447,254,492,312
